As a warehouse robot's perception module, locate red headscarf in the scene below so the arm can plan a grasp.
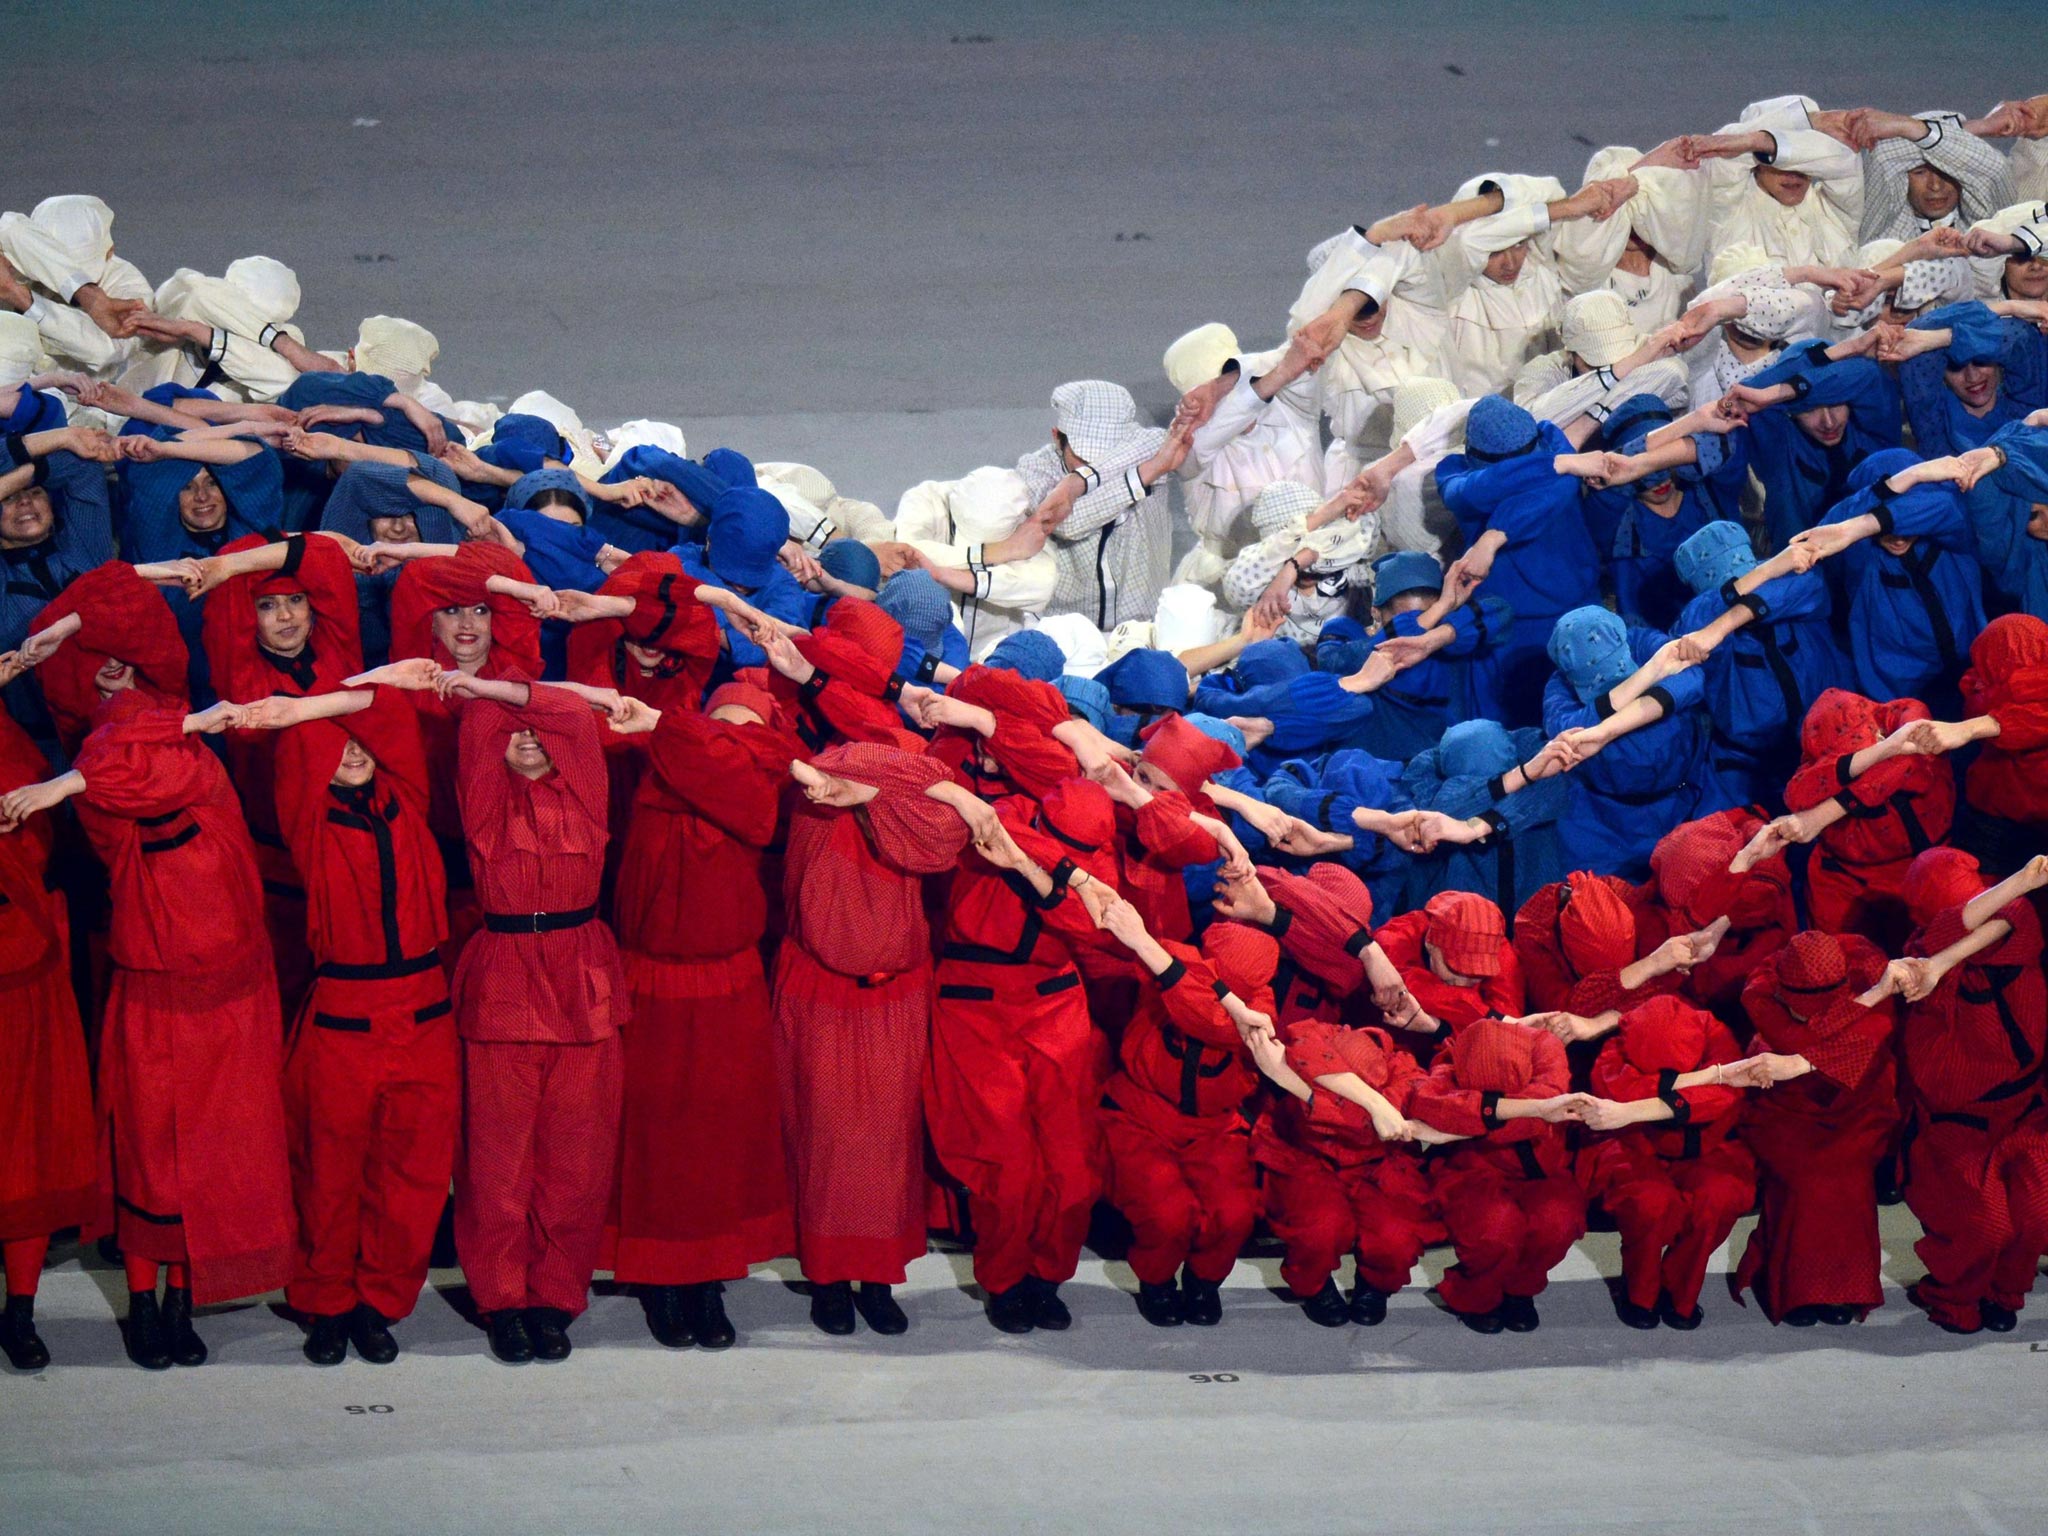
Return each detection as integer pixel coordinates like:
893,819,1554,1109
1900,847,1985,931
565,551,720,705
794,597,904,700
1557,871,1635,976
1202,920,1280,1013
30,561,189,750
1652,810,1787,930
1616,993,1712,1075
1449,1015,1539,1094
1962,614,2048,733
389,542,542,677
1139,713,1242,798
1288,1022,1403,1090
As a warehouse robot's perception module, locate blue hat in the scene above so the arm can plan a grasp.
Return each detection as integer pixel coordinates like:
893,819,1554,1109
1315,616,1369,675
1056,675,1114,732
1600,392,1673,453
1184,713,1248,759
1547,605,1634,704
818,538,881,590
875,569,954,651
1235,636,1311,688
706,485,791,588
1849,447,1921,494
1438,718,1519,780
477,414,570,474
1675,521,1756,595
603,445,728,514
1371,550,1443,605
703,447,758,490
987,629,1066,682
1097,648,1190,712
319,452,458,544
1618,429,1677,495
1464,395,1541,462
506,467,592,519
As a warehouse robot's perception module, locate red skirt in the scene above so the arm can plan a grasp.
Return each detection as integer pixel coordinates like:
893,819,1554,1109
0,945,97,1241
98,965,295,1304
603,948,793,1284
773,942,931,1285
1733,1087,1895,1321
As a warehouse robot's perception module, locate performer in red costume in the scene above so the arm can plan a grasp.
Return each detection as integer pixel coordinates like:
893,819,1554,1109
1370,890,1524,1049
600,676,799,1351
1636,808,1797,1021
775,742,973,1336
0,710,95,1372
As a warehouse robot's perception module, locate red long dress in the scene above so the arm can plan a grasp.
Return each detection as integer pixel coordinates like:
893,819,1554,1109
603,703,798,1285
451,688,627,1317
1732,933,1897,1322
774,744,969,1285
73,692,294,1304
0,713,95,1267
202,532,366,1020
273,695,455,1322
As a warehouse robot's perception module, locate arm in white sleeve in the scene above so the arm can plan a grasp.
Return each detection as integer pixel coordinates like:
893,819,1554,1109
22,292,122,371
1189,372,1267,462
1401,398,1478,468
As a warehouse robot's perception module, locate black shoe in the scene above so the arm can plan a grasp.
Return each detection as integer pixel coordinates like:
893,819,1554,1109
124,1289,173,1371
1816,1303,1858,1327
1980,1301,2019,1333
1456,1306,1506,1335
854,1283,907,1336
526,1307,572,1361
1179,1272,1222,1328
685,1283,736,1350
809,1280,856,1336
641,1285,695,1349
1348,1283,1388,1327
1500,1295,1540,1333
487,1309,534,1363
1782,1305,1823,1327
1612,1290,1660,1330
162,1286,207,1366
1658,1294,1704,1331
0,1296,50,1371
1135,1280,1184,1327
1026,1277,1072,1331
1302,1279,1349,1328
303,1313,349,1366
986,1284,1035,1334
349,1304,399,1364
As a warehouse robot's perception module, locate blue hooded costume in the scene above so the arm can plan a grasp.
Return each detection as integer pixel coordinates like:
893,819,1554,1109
1816,449,1986,713
1,433,117,742
317,452,459,668
1258,748,1415,920
876,569,968,682
1742,340,1903,550
276,371,462,531
1542,605,1706,879
1969,421,2048,620
1435,395,1600,723
1580,395,1727,630
1096,647,1190,748
1899,301,2048,457
674,484,806,672
1672,520,1842,812
1401,718,1565,923
1351,550,1515,761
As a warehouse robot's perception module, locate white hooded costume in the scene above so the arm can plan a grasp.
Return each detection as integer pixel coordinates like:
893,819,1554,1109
0,195,152,379
1704,96,1864,271
893,465,1058,660
1552,146,1707,330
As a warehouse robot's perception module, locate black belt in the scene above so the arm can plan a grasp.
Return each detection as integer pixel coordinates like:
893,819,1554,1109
483,903,598,935
316,951,442,982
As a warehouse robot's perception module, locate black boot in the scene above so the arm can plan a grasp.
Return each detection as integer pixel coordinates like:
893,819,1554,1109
985,1283,1035,1334
1782,1304,1823,1327
641,1285,695,1349
303,1313,349,1366
685,1283,736,1350
1348,1283,1388,1327
1026,1277,1071,1331
809,1280,856,1336
162,1286,207,1366
1135,1280,1184,1328
349,1304,400,1365
526,1307,572,1361
1301,1279,1349,1328
1179,1272,1222,1327
1980,1300,2020,1333
487,1309,534,1363
124,1289,173,1371
1612,1286,1659,1330
1658,1292,1704,1330
0,1295,50,1371
1500,1294,1540,1333
1456,1306,1506,1335
1815,1303,1858,1326
854,1283,907,1336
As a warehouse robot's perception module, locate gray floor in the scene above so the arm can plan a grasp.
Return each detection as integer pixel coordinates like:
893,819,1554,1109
6,1209,2045,1536
8,6,2046,1530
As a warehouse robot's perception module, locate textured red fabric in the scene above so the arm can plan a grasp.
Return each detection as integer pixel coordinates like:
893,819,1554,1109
1904,1111,2048,1328
1425,890,1507,977
1513,874,1639,1011
1900,848,1986,929
1557,872,1636,976
565,551,721,711
1961,614,2048,823
1585,1143,1757,1313
454,1035,624,1314
1139,712,1241,797
29,561,188,750
1373,910,1525,1036
1262,1149,1436,1297
389,543,543,676
707,679,778,722
1099,1106,1258,1285
1432,1162,1586,1313
1902,901,2045,1118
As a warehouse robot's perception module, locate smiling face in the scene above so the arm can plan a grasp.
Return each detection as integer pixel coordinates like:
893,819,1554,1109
504,726,553,779
2007,255,2048,301
0,484,53,548
1946,360,2002,414
622,639,666,677
330,736,376,788
1904,162,1961,222
178,468,226,533
94,656,136,696
368,511,419,544
1878,534,1916,558
1794,402,1850,447
254,590,312,656
1347,299,1386,340
1752,164,1810,207
431,602,492,670
1637,477,1682,514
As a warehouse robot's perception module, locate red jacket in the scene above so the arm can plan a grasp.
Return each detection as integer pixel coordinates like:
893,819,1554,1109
1105,940,1268,1132
1904,900,2046,1125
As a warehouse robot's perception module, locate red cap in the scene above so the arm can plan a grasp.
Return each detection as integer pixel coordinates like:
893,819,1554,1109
1138,713,1241,797
707,680,778,723
1202,921,1280,1001
1424,890,1506,978
1449,1016,1538,1094
1618,994,1712,1075
1557,872,1634,976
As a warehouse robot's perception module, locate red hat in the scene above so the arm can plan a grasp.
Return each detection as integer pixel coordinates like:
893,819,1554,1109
1962,614,2048,735
707,680,779,723
1557,872,1635,977
1800,687,1885,762
1139,712,1241,797
389,542,542,676
1901,847,1985,930
1202,921,1280,1003
1775,931,1850,1011
1652,810,1786,930
949,664,1071,736
30,561,189,749
1256,861,1375,939
796,597,904,699
1617,994,1711,1076
1424,890,1506,978
1449,1016,1538,1094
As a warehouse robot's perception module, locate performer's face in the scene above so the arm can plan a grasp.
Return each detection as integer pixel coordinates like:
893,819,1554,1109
0,485,53,547
178,470,227,533
330,737,377,788
368,512,419,544
623,639,666,677
504,727,553,779
1793,403,1849,446
255,591,312,656
432,603,493,668
94,657,136,696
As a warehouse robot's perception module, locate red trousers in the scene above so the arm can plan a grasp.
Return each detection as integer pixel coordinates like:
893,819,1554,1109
1432,1158,1586,1314
927,967,1097,1294
283,970,458,1320
1261,1150,1435,1299
1099,1097,1256,1287
455,1035,623,1316
262,876,314,1027
1584,1138,1757,1314
1905,1109,2048,1329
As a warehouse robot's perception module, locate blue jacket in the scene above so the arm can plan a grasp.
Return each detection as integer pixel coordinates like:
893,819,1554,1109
1400,724,1566,919
1901,302,2048,457
1745,342,1903,550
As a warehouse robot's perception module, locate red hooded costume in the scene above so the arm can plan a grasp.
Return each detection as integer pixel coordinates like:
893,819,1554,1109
1251,863,1379,1038
1371,892,1526,1051
1960,614,2048,829
1629,809,1796,1021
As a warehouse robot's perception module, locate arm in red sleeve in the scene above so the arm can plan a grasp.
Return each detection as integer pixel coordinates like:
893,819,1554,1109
1259,867,1371,996
644,710,789,846
862,785,974,875
72,705,217,819
1484,949,1526,1018
1153,940,1249,1050
1407,1058,1490,1137
1134,789,1221,868
298,533,365,672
